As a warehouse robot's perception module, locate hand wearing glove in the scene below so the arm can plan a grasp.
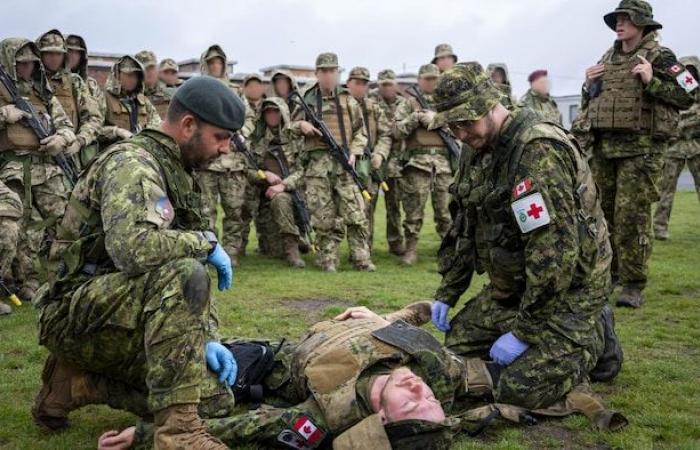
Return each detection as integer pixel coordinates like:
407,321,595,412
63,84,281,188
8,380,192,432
40,134,69,156
431,301,451,332
206,244,233,291
489,331,529,366
371,154,383,170
205,341,237,386
114,128,133,141
0,105,30,124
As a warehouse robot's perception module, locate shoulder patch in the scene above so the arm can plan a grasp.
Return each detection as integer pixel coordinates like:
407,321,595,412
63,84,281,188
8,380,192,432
512,178,533,199
511,192,551,233
292,416,325,447
667,63,683,76
155,196,174,221
277,429,311,449
674,68,699,93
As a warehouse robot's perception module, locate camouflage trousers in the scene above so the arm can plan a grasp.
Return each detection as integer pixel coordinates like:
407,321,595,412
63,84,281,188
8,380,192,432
589,152,664,289
0,160,70,291
365,177,404,251
305,173,371,266
256,191,300,258
242,182,261,254
400,167,451,241
445,286,603,410
36,258,221,413
653,155,700,234
197,170,248,257
0,180,22,283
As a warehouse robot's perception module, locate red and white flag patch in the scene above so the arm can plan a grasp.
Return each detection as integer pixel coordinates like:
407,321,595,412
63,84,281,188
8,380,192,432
676,69,699,93
512,178,533,199
667,63,683,75
293,416,324,446
511,192,551,233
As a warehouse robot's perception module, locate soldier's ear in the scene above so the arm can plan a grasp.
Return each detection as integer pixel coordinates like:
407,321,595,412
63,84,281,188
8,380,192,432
378,409,388,425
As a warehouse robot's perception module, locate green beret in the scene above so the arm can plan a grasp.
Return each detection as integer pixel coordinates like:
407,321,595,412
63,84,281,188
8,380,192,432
173,76,245,132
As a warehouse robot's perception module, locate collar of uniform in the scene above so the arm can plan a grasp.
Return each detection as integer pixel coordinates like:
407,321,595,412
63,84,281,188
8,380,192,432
139,128,182,161
493,112,517,156
528,88,550,101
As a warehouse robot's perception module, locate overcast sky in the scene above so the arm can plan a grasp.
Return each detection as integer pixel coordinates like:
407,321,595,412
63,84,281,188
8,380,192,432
2,0,697,96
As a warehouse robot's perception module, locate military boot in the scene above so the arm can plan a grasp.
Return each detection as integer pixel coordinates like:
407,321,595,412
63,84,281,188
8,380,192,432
318,258,337,273
590,305,623,382
654,228,669,241
0,302,11,315
353,260,376,272
388,239,405,256
154,404,227,450
282,234,305,268
615,286,643,308
400,238,418,265
32,355,109,431
383,301,432,326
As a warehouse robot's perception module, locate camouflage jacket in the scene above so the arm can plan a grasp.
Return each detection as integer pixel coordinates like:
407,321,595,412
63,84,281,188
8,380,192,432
519,89,562,125
371,92,407,178
436,108,612,346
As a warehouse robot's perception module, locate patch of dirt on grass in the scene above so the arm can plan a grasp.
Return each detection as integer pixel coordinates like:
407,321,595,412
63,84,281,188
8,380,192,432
282,297,353,323
519,422,610,450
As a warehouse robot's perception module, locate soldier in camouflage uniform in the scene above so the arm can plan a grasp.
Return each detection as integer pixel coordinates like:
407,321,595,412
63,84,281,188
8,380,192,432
345,67,392,252
65,34,106,167
394,63,453,265
195,45,254,266
135,50,174,120
290,52,375,272
370,69,409,256
487,63,517,110
0,180,22,315
269,69,300,113
0,38,77,301
99,56,161,149
250,97,308,267
430,62,621,410
36,30,102,168
158,58,182,92
519,70,563,125
580,0,694,307
101,302,625,450
32,77,244,449
431,43,457,73
653,56,700,240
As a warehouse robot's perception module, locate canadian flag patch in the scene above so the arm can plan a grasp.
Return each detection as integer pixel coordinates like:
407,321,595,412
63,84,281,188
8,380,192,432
293,416,325,446
512,178,533,199
511,192,551,233
676,69,699,93
277,430,311,449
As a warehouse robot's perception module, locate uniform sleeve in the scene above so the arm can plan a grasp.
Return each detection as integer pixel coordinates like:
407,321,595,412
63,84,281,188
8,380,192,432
144,99,162,130
49,96,77,145
394,96,419,139
372,104,392,161
347,96,368,156
241,104,257,138
71,75,102,148
646,48,695,110
509,140,580,345
100,149,212,276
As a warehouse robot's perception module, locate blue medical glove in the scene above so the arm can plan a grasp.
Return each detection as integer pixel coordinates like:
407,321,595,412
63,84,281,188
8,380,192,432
431,301,451,332
489,332,529,366
205,341,237,386
206,244,233,291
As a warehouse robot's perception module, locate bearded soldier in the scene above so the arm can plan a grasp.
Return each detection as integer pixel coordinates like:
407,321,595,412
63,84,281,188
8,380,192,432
32,77,244,449
291,52,375,272
394,63,453,265
653,56,700,240
0,38,77,301
135,50,173,119
580,0,694,307
345,66,392,251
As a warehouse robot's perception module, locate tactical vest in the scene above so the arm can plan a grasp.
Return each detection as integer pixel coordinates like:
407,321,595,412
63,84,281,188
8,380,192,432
293,317,462,433
405,96,446,149
361,98,379,149
52,130,208,286
461,109,610,300
49,73,78,132
105,92,149,132
147,91,170,119
588,37,679,139
0,82,49,151
304,89,354,151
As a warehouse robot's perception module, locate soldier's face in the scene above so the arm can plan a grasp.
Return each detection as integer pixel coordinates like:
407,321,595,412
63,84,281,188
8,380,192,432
449,112,498,150
179,117,233,169
244,80,264,101
418,76,438,94
160,69,178,86
316,68,339,91
491,69,506,85
435,55,455,72
376,367,446,424
274,77,291,97
615,14,643,41
144,66,159,87
41,51,64,73
15,62,35,80
207,58,225,78
347,79,368,99
530,76,550,95
264,109,282,128
119,72,139,93
67,50,82,71
378,83,398,100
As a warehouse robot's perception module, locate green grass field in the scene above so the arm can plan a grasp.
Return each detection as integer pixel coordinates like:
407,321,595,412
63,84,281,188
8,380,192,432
1,193,699,449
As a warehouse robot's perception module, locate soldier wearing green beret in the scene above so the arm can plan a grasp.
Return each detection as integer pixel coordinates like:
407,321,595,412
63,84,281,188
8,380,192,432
32,76,247,449
578,0,695,308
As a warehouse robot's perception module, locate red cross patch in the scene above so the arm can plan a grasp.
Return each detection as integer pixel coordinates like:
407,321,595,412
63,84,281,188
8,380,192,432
511,192,551,233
